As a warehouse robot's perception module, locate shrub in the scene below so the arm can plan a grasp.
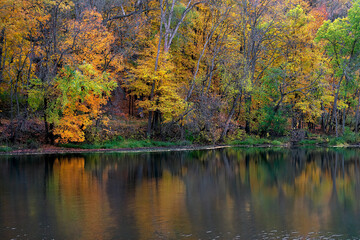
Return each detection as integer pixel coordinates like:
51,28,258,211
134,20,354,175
258,106,289,137
0,145,12,152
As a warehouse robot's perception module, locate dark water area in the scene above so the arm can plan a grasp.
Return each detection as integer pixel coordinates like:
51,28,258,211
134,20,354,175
1,148,360,239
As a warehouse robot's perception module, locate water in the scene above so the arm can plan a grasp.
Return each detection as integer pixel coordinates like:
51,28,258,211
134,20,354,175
1,148,360,239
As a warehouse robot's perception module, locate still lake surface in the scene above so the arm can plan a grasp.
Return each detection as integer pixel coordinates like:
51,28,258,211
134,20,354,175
1,148,360,239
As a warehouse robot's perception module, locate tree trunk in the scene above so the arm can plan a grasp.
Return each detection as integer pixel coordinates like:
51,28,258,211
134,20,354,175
147,110,153,138
153,110,161,134
331,75,343,137
147,0,164,138
355,95,360,132
335,108,338,137
44,98,52,144
0,28,5,84
219,92,241,142
321,102,326,132
245,94,251,134
128,95,131,116
342,108,346,135
180,121,184,140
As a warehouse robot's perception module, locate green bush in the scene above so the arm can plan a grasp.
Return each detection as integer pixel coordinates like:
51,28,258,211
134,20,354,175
328,137,346,146
225,129,246,142
342,127,360,144
0,145,12,152
258,106,288,137
228,135,284,146
26,139,40,149
60,138,184,150
298,139,321,145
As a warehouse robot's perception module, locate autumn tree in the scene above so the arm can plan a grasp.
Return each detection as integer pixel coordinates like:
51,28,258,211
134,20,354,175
26,2,119,143
126,41,185,127
33,63,117,143
217,0,289,140
256,4,327,135
122,0,206,137
0,0,46,142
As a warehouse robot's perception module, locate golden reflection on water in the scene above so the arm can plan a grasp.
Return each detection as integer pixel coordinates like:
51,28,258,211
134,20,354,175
134,170,191,239
50,157,114,240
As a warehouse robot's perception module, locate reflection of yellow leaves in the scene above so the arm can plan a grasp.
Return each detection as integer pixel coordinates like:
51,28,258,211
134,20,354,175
134,170,190,240
51,157,113,239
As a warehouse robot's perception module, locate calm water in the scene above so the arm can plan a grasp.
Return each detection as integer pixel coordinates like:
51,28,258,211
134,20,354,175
1,148,360,239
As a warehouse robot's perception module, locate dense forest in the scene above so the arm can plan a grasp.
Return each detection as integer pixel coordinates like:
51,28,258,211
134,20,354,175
0,0,359,147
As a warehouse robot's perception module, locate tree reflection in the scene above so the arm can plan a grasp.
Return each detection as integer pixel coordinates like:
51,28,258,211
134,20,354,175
1,148,360,239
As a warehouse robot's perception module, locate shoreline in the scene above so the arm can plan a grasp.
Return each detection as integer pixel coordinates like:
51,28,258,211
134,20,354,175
0,144,288,156
2,143,360,156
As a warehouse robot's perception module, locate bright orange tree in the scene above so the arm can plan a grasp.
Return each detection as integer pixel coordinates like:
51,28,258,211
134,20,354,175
47,63,117,143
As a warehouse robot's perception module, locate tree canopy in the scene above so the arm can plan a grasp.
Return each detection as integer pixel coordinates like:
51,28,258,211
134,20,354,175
0,0,359,144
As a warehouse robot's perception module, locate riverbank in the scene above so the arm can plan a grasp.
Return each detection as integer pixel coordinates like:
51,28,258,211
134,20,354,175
0,144,289,156
3,142,360,156
3,133,360,155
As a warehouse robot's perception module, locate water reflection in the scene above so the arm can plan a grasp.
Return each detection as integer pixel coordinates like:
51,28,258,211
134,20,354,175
1,148,360,239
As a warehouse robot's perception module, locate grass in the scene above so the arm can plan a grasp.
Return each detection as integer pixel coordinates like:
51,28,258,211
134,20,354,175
227,132,360,147
227,135,286,146
0,145,12,152
60,133,360,150
36,130,360,150
296,131,360,147
298,139,323,145
61,138,192,149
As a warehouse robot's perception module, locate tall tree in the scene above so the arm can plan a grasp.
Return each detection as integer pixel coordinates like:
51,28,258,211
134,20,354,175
316,0,360,136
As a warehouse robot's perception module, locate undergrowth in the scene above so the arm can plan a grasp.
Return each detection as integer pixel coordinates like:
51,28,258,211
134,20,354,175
0,145,12,152
226,135,286,146
61,137,192,149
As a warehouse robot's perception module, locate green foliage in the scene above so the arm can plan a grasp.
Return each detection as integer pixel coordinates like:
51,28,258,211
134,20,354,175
340,127,360,144
228,135,284,146
28,77,45,111
258,106,289,137
297,129,360,146
185,129,218,144
328,137,347,146
185,130,195,142
225,129,246,142
316,1,360,79
298,139,323,145
60,137,190,149
0,145,12,152
26,139,40,149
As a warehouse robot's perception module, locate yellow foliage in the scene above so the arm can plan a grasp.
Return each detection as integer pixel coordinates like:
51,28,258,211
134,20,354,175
125,39,185,122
